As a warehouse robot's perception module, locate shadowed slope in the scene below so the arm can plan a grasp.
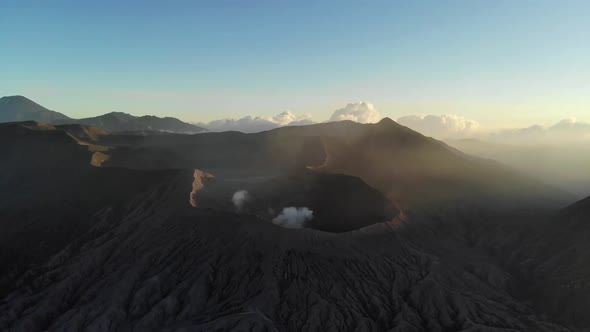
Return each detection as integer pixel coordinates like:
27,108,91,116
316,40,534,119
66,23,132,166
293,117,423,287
402,193,590,330
0,122,192,296
0,171,572,332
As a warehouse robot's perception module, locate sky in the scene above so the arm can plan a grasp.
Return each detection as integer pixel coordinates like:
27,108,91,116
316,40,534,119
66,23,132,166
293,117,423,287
1,0,589,128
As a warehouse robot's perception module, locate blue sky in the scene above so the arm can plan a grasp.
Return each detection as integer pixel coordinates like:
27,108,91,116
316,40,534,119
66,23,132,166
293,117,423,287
1,0,588,127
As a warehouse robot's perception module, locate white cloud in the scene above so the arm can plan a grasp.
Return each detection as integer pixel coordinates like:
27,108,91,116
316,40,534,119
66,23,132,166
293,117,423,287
272,111,312,126
202,111,314,133
272,207,313,229
329,102,381,124
397,114,481,139
202,102,380,132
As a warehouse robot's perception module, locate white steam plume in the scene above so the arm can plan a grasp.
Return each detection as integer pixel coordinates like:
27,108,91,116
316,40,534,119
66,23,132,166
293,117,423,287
232,190,249,211
272,207,313,229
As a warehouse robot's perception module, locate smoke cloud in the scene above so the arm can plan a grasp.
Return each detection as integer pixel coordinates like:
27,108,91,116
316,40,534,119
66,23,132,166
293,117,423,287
329,102,381,124
232,190,249,211
272,207,313,229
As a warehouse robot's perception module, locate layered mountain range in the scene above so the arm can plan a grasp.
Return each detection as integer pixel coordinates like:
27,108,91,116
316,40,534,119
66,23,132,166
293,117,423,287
0,117,588,331
0,96,206,134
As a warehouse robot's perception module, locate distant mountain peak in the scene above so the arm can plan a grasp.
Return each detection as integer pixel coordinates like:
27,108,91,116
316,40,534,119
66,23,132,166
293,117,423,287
1,95,32,101
0,95,44,107
0,95,70,123
0,96,206,134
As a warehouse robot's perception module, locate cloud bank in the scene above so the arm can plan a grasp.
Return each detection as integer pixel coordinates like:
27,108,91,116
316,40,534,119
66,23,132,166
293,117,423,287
329,102,381,123
397,114,481,139
197,101,590,146
201,102,382,133
202,111,313,133
489,118,590,144
397,115,590,144
272,207,313,229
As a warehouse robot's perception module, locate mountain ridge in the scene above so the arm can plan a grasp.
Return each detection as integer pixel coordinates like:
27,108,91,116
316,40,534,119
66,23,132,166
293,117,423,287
54,111,207,134
0,96,206,134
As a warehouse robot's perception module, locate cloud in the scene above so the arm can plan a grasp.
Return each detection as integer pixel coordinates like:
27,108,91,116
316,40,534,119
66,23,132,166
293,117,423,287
397,114,481,139
203,116,279,133
202,102,382,132
489,118,590,144
549,118,590,136
202,111,314,133
272,207,313,229
489,125,546,142
394,115,590,144
329,102,381,123
232,190,249,212
272,111,312,126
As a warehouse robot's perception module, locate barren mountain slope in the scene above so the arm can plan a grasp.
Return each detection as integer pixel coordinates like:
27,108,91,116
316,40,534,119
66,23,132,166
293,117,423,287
0,172,573,332
401,193,590,330
0,122,190,296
